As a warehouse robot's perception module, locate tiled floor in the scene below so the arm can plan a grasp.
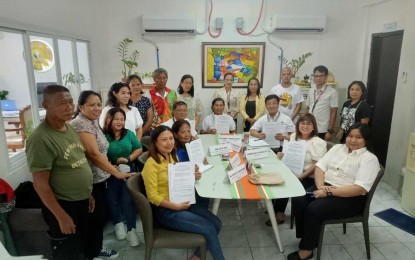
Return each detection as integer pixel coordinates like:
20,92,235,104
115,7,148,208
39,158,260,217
103,181,415,260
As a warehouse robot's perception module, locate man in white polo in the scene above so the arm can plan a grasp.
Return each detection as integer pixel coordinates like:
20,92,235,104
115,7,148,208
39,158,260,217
162,101,198,138
269,67,304,122
305,65,338,141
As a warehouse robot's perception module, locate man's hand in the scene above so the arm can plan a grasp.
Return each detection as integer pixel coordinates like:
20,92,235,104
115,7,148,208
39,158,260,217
57,213,76,234
324,132,333,141
89,194,95,213
275,133,286,141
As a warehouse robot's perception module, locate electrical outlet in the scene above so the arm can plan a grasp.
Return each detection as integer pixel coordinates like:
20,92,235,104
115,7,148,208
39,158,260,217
216,17,224,29
236,17,244,29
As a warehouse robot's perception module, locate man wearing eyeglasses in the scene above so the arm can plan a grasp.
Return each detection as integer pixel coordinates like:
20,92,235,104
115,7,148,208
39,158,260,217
305,65,338,141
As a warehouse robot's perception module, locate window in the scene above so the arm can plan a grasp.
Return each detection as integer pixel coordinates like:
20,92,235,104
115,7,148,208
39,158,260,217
0,25,93,176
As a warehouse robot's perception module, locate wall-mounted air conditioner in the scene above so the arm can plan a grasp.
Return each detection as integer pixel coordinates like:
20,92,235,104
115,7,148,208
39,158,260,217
271,15,327,33
141,15,197,34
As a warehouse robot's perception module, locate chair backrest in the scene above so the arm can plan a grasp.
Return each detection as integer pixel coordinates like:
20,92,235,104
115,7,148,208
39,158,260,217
141,136,151,151
362,165,385,217
326,141,335,151
139,151,149,165
126,173,154,245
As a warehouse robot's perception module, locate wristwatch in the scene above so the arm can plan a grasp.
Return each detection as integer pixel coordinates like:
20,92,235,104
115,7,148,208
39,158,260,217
327,128,335,134
326,191,333,197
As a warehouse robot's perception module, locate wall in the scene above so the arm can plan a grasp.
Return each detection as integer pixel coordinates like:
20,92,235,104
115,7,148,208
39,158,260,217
2,0,412,191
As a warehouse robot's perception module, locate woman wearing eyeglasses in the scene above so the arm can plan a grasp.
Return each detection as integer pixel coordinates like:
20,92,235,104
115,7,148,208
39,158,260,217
213,72,241,126
266,113,327,226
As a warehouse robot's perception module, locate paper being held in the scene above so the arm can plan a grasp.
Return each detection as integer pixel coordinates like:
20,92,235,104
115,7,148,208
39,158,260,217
168,162,196,204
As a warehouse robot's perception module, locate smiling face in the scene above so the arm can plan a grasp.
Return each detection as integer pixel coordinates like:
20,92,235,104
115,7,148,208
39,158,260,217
180,77,193,94
265,98,279,116
44,91,75,122
212,100,225,115
79,94,102,121
156,129,175,156
110,112,126,132
173,104,187,121
129,78,143,95
174,124,192,144
113,86,130,106
224,74,234,89
248,79,259,94
349,83,364,101
298,120,314,138
346,128,366,151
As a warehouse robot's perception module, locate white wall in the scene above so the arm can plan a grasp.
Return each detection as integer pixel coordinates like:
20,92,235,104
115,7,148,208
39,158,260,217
2,0,413,191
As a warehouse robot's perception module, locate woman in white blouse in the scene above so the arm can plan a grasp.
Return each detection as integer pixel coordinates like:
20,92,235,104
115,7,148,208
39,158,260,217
288,123,380,260
99,82,143,140
267,113,327,226
200,97,236,134
213,73,240,123
177,74,203,129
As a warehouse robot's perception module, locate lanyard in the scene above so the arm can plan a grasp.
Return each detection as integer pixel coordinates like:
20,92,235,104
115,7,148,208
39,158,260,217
226,89,231,109
267,112,280,122
311,86,326,113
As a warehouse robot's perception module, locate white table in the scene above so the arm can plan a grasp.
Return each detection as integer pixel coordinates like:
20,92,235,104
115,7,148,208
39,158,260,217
195,134,306,252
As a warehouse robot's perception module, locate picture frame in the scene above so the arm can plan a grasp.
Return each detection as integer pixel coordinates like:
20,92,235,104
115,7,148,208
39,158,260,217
202,42,265,88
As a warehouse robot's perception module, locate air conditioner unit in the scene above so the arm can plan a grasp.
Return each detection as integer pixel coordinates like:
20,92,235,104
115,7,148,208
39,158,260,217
272,15,327,33
141,15,197,34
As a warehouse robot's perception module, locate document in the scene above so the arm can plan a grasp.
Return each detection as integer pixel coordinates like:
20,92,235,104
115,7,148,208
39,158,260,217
227,164,248,184
263,122,281,147
248,138,270,147
245,147,269,161
215,115,231,134
218,135,243,152
229,152,242,169
209,143,233,156
186,139,213,172
282,141,307,175
168,162,196,204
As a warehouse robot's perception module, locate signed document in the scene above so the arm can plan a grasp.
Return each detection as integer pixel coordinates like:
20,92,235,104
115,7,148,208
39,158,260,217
263,122,281,147
282,140,307,175
186,139,213,173
168,162,196,204
215,115,231,134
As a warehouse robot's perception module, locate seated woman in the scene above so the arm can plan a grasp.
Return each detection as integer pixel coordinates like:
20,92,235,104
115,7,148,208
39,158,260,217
172,119,209,208
103,107,143,247
266,113,327,226
142,125,225,260
200,97,236,134
288,123,380,260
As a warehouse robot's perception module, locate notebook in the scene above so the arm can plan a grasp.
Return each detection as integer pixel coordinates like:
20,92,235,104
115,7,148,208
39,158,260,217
0,100,18,111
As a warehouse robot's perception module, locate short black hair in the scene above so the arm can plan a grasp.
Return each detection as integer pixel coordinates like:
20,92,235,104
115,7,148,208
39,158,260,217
313,65,329,76
265,94,280,103
43,85,70,101
173,101,187,111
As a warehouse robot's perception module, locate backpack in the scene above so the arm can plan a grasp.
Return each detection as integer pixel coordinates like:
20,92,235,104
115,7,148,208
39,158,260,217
14,181,43,208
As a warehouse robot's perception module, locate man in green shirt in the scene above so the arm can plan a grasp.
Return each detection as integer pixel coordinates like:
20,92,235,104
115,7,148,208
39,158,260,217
26,85,93,260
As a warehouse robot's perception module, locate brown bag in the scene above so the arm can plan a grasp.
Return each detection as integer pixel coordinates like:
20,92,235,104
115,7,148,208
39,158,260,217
248,173,285,185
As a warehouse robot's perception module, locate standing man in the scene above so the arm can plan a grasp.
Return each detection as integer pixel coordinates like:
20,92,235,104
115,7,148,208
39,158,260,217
305,65,338,140
144,68,177,127
26,85,93,260
269,67,304,122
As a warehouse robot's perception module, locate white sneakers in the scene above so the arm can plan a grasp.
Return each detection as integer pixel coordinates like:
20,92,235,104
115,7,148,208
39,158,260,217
114,223,140,247
114,222,127,240
127,228,140,247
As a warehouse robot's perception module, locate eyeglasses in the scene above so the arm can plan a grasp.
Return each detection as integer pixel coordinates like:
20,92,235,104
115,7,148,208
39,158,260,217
299,121,313,126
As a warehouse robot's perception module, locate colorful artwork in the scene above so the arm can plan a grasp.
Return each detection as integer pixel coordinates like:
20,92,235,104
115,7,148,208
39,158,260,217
31,40,54,72
202,42,265,88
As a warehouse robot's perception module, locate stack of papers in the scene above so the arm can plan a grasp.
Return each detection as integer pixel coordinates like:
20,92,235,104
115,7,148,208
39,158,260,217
248,139,270,147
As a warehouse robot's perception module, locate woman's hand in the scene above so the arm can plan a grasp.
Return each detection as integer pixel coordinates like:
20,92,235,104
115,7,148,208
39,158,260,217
174,202,191,211
318,185,336,192
207,129,217,134
195,165,202,181
314,185,336,198
113,171,135,180
203,157,208,165
276,152,284,159
247,118,255,125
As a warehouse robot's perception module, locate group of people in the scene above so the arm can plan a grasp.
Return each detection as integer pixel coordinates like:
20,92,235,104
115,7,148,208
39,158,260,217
25,63,378,260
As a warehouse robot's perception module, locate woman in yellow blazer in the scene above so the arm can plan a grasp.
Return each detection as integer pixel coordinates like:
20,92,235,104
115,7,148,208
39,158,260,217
239,78,265,131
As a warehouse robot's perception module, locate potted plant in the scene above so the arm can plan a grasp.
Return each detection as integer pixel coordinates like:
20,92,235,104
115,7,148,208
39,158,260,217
135,72,154,84
278,52,313,78
0,90,9,100
62,72,88,86
118,37,140,82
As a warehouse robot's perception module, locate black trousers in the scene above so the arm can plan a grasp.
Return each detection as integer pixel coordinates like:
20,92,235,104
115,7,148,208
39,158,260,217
292,185,366,250
318,132,326,139
42,199,89,260
85,181,108,259
273,177,315,213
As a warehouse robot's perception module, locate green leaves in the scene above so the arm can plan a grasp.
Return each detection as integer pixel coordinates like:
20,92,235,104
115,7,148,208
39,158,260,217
278,52,313,76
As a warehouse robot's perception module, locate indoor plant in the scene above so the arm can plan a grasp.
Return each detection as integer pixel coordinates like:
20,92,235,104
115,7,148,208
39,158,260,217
0,90,9,100
278,52,313,77
118,37,139,81
62,72,88,86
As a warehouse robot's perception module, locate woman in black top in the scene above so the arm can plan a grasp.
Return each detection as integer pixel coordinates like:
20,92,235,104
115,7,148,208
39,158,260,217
338,81,370,143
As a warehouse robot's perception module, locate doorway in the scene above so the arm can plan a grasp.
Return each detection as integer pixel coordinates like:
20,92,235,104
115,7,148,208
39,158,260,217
367,30,404,167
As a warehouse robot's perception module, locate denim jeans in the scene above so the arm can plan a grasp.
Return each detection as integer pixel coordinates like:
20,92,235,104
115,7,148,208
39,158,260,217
106,176,136,231
154,204,225,260
42,199,89,260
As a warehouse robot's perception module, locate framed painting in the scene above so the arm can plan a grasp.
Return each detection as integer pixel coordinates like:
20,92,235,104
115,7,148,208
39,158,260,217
202,42,265,88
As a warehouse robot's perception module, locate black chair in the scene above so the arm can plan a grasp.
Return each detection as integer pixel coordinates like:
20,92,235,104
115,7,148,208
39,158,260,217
316,165,385,260
126,174,207,260
36,82,57,108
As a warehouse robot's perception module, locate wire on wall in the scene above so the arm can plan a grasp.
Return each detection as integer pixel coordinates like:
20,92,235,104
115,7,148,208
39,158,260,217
208,0,222,38
267,34,284,83
196,0,209,34
141,35,160,68
237,0,265,35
